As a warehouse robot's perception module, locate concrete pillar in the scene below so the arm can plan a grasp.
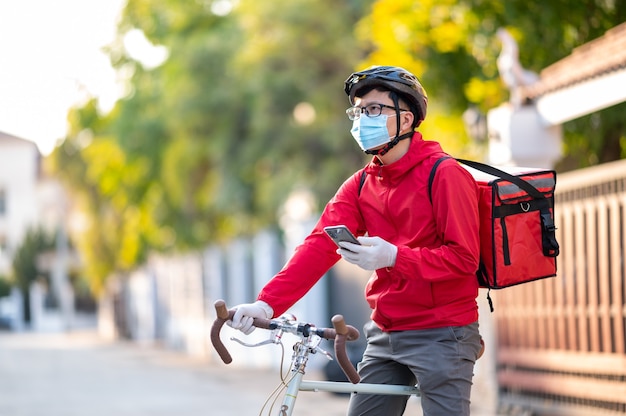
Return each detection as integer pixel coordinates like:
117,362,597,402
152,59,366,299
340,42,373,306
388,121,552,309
225,238,252,306
127,268,156,343
251,229,281,294
51,226,74,330
28,281,45,331
278,189,327,339
203,245,225,306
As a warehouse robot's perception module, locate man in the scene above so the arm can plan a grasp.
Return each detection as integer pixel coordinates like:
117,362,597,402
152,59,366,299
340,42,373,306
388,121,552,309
229,66,483,415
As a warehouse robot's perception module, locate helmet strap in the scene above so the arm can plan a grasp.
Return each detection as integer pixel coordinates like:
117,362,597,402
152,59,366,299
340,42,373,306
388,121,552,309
365,92,409,156
365,131,413,156
391,92,401,139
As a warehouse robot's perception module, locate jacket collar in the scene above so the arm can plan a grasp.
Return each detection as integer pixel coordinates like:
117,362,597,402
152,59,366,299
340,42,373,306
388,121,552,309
364,132,445,180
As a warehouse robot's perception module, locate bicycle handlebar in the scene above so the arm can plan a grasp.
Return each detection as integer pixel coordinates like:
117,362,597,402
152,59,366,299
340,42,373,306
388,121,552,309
210,299,361,384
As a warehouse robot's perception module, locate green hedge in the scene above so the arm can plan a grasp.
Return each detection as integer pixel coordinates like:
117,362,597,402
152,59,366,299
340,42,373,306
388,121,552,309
0,277,12,298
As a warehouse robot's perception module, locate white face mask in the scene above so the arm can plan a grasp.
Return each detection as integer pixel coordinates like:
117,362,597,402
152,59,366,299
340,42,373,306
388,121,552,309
349,114,394,151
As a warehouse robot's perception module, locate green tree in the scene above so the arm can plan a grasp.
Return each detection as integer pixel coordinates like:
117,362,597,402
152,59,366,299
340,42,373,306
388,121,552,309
355,0,626,167
10,227,54,323
114,0,374,238
51,0,625,295
0,275,11,298
51,0,374,292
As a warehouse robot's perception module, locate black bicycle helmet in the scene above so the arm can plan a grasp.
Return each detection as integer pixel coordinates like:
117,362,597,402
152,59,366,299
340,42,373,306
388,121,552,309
344,65,428,124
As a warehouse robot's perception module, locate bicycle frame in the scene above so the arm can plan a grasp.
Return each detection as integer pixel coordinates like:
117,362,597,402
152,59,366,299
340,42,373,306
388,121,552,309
279,370,420,416
211,300,420,416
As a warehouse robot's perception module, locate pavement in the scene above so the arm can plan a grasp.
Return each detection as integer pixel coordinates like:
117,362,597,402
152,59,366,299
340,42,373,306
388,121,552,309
0,329,424,416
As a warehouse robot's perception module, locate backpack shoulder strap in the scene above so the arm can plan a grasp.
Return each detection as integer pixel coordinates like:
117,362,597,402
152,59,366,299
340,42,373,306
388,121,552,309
357,169,367,196
456,158,545,200
432,158,547,201
428,156,452,204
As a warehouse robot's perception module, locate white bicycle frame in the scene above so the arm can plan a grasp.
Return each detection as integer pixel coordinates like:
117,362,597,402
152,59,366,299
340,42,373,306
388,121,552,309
280,372,420,416
211,299,420,416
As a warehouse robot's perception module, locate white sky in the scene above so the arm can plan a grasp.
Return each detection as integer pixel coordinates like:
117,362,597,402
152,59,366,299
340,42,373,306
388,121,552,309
0,0,126,155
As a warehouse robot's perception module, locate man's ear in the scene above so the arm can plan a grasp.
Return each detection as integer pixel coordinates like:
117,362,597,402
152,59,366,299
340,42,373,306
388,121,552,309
401,110,415,132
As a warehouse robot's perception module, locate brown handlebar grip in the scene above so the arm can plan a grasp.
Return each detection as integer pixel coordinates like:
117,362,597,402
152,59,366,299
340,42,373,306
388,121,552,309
332,314,348,335
215,299,230,320
210,300,273,364
331,315,360,341
331,314,361,384
210,299,233,364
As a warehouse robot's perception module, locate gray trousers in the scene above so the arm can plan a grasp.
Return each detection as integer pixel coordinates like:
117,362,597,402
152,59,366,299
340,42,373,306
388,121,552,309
347,321,482,416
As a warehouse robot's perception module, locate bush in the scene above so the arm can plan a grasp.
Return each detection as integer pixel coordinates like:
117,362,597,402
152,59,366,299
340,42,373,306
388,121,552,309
0,277,12,298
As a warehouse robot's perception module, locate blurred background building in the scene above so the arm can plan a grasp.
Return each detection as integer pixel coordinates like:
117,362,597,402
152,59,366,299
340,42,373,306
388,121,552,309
0,131,81,331
0,132,41,276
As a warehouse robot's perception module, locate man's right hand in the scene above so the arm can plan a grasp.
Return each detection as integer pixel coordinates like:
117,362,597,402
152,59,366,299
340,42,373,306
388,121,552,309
227,300,274,335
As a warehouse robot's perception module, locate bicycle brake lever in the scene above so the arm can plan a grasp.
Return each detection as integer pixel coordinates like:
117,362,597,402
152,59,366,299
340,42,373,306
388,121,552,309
229,337,275,348
315,346,334,361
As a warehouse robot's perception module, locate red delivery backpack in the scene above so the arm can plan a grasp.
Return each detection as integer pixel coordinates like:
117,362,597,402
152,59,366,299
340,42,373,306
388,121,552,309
429,157,560,310
358,156,560,311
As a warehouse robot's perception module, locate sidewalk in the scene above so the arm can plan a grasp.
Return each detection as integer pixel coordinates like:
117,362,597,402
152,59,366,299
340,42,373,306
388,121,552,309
0,330,423,416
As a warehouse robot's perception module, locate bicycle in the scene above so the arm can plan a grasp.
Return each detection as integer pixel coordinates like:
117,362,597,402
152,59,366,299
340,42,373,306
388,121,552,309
211,299,421,416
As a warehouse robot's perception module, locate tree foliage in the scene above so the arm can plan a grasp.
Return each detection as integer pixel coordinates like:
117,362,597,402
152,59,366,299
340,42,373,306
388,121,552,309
0,277,10,298
353,0,626,167
10,227,54,322
49,0,626,292
50,0,374,292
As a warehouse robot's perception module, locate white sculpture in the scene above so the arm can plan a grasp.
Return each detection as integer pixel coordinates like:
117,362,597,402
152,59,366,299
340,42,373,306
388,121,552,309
496,28,539,107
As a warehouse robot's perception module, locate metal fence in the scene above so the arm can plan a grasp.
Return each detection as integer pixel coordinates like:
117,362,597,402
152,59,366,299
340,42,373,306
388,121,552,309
495,159,626,415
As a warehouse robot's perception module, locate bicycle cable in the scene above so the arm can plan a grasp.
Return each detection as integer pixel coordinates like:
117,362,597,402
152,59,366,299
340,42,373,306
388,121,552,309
259,342,295,416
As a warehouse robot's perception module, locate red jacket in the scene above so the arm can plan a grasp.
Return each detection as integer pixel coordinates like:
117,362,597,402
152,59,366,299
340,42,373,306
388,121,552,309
258,133,480,331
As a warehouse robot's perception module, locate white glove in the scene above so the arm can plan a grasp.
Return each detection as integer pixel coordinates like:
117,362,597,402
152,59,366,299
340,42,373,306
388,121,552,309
228,300,274,335
338,236,398,271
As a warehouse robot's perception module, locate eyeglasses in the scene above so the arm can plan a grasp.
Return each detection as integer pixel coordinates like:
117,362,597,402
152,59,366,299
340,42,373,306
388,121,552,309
345,103,408,120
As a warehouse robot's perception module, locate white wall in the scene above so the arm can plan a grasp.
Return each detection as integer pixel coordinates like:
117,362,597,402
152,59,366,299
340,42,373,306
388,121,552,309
0,134,40,276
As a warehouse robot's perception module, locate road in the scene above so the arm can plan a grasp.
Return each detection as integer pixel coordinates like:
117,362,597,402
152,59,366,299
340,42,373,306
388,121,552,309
0,330,422,416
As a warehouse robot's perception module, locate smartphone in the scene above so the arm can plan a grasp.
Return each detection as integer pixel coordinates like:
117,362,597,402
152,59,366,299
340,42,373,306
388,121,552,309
324,225,361,249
